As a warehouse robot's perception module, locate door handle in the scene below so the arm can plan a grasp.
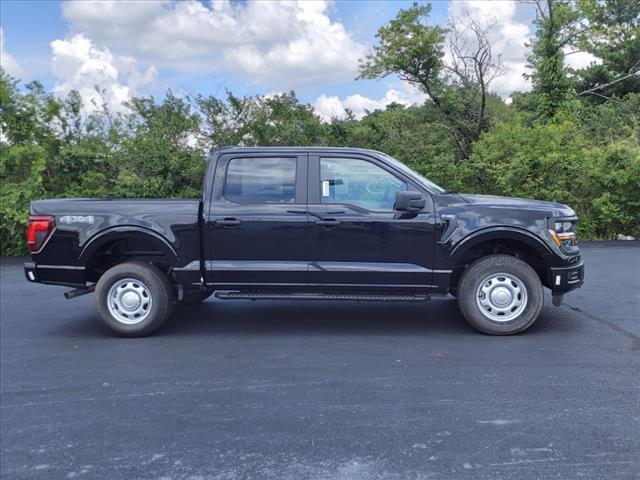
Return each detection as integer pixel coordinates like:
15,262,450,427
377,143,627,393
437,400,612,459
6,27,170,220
215,218,242,228
315,219,341,227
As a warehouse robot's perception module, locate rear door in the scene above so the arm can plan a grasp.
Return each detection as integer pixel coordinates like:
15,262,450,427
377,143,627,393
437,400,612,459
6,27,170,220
205,152,308,290
307,153,436,292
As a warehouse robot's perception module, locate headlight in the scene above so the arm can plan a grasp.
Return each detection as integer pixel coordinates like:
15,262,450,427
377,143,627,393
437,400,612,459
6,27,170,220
548,218,578,252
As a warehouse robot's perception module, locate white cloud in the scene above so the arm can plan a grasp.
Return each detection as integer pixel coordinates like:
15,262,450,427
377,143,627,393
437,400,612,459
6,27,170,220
447,1,533,97
313,84,426,121
0,28,26,79
564,48,601,70
51,33,157,112
61,0,366,90
313,94,347,121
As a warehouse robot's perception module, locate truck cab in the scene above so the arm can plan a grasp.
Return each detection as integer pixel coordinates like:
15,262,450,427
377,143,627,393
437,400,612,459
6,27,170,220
25,147,584,336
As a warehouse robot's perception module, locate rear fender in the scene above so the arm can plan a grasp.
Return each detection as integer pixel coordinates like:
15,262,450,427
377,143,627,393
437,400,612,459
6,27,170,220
79,226,179,266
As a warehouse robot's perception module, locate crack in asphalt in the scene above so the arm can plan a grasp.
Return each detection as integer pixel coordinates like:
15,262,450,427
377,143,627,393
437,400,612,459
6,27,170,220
563,302,640,351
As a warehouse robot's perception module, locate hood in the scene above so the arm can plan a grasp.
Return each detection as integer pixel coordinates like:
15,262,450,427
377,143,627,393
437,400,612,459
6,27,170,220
453,194,576,217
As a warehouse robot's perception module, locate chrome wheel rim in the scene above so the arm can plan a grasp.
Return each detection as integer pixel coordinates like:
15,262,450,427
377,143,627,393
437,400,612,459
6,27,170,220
107,278,152,325
476,272,527,322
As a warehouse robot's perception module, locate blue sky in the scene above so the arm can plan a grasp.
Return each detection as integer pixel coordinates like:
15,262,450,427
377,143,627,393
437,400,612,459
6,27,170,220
1,1,561,119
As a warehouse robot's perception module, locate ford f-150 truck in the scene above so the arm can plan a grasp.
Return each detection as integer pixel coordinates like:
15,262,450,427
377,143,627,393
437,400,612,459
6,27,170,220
25,147,584,336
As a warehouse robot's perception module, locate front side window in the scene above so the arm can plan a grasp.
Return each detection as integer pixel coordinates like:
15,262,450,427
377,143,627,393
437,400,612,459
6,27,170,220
225,157,296,203
320,158,407,211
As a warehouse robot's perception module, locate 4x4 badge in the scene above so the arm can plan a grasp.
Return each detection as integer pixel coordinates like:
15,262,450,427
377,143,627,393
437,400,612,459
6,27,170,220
59,215,94,225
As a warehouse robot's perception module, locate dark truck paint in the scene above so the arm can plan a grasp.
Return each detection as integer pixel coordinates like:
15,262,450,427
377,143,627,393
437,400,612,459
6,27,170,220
24,147,584,336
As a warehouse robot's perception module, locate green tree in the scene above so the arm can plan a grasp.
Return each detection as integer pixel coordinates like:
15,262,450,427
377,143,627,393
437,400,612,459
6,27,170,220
111,93,205,198
1,72,60,150
197,91,326,149
0,144,47,254
43,90,122,197
526,0,579,119
358,3,504,159
326,103,461,190
573,0,640,101
1,71,58,254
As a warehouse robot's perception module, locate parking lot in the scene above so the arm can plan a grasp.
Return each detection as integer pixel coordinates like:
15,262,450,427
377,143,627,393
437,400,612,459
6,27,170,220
1,242,639,479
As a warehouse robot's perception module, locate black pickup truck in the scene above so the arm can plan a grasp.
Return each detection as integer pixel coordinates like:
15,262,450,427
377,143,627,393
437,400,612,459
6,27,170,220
25,147,584,336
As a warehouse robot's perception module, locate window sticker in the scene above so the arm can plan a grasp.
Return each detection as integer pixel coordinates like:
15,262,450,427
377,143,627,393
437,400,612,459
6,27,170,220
322,180,330,197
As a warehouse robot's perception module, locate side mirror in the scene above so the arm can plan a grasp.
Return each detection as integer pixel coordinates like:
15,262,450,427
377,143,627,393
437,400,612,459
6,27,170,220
395,191,426,212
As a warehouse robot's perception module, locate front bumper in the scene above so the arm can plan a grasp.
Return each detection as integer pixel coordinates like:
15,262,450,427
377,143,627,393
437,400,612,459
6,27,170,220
549,261,585,294
24,262,86,287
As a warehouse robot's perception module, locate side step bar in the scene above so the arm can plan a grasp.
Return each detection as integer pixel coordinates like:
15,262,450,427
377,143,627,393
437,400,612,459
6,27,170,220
214,291,430,302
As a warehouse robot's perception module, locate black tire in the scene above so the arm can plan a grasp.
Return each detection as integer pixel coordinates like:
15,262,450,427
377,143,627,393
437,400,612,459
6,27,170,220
179,290,213,305
457,254,543,335
95,262,173,337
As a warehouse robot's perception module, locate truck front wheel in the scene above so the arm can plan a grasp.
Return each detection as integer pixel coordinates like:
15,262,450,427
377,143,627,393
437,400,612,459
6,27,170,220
95,262,173,337
457,255,543,335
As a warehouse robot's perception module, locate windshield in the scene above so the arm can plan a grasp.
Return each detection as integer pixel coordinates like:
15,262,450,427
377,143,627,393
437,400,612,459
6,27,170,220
378,153,446,194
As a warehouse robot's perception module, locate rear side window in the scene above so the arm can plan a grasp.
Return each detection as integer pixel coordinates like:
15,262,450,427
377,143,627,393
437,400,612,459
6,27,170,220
225,157,296,203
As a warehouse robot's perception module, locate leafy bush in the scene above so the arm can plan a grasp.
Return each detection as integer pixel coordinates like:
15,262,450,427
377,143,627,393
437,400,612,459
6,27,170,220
467,104,640,239
0,144,47,255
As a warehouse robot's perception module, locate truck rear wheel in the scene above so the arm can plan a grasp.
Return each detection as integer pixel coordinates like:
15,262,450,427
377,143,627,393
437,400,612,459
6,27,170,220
95,262,173,337
457,255,543,335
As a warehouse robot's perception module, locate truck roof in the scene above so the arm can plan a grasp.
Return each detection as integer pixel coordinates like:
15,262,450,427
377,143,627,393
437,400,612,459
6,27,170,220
211,146,387,157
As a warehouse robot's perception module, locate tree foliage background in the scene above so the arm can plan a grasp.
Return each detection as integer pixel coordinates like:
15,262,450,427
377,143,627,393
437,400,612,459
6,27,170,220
1,0,639,255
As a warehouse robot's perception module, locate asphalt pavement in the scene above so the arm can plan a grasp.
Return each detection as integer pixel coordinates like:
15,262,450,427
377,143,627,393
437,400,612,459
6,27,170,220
1,242,639,480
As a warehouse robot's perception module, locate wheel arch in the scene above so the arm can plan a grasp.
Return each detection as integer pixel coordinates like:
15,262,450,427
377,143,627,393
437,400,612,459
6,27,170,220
448,228,552,292
80,227,179,282
451,227,553,260
80,226,178,263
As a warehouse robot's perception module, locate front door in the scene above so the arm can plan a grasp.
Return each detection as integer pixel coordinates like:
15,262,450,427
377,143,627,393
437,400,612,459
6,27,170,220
307,154,437,292
206,153,308,290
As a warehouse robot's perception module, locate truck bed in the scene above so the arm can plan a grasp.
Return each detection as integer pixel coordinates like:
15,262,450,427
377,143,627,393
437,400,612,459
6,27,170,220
27,198,201,286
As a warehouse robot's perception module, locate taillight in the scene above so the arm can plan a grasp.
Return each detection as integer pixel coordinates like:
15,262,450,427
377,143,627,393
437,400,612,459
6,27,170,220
26,215,55,253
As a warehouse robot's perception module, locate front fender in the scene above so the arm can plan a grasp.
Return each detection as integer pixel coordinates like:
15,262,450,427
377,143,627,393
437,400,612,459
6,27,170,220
449,227,554,266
